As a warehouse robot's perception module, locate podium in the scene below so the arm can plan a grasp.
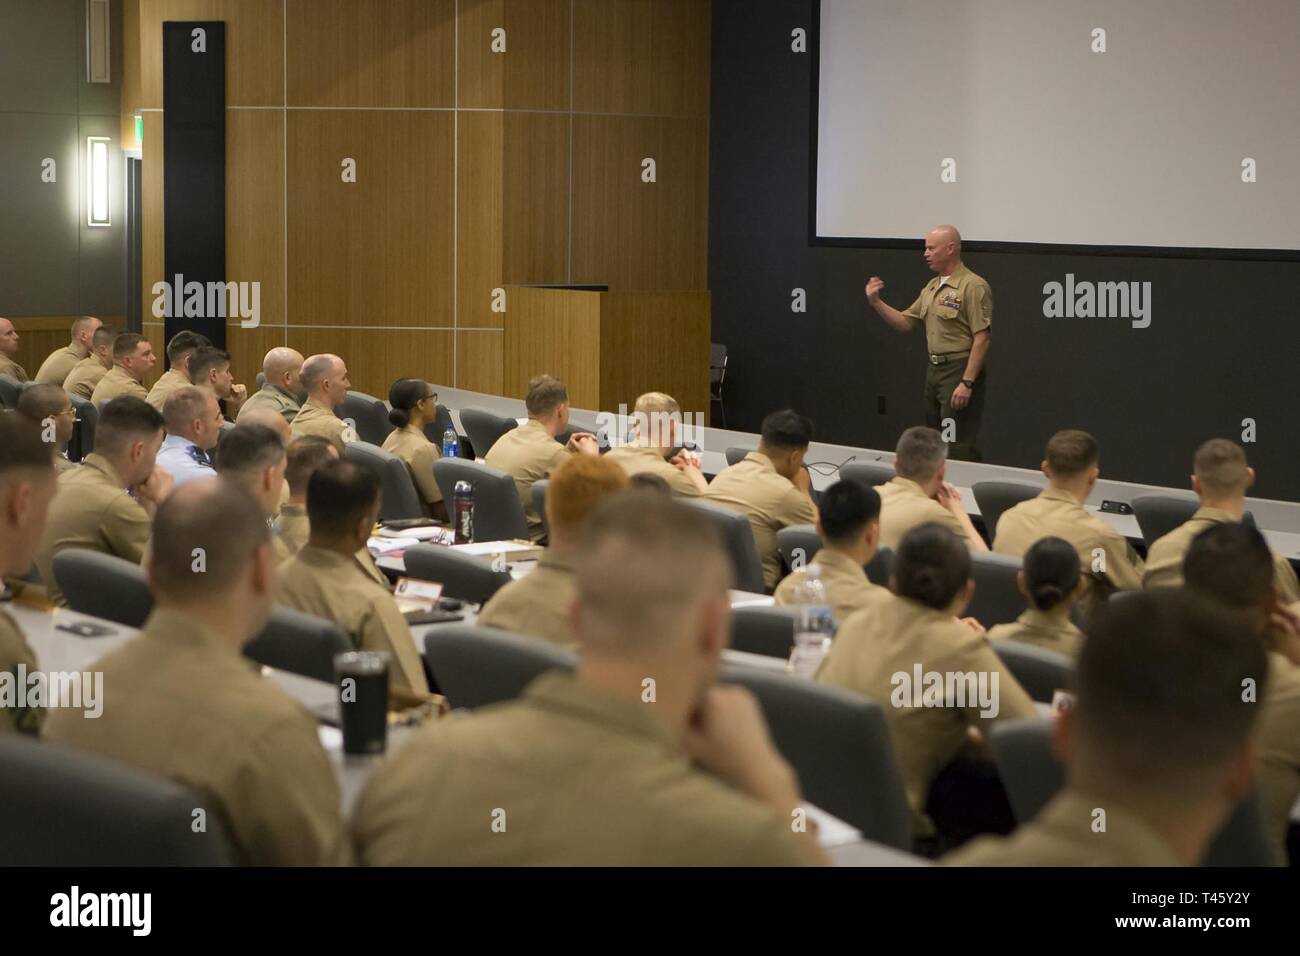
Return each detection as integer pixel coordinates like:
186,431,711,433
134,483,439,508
502,286,711,421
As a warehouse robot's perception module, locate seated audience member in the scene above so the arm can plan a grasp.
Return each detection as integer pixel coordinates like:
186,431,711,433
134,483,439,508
774,479,887,624
483,374,598,541
479,455,629,647
382,378,445,518
290,353,356,453
189,346,248,419
945,590,1266,866
16,383,78,472
35,316,102,386
705,409,819,590
34,397,172,604
274,436,337,553
604,391,708,497
876,426,987,552
275,460,429,695
44,480,347,865
0,317,28,382
145,330,211,411
238,347,306,425
986,536,1086,659
236,403,292,448
214,424,291,564
353,492,826,866
817,522,1036,845
1143,438,1299,602
156,387,223,487
630,472,672,495
0,415,59,735
90,332,156,404
1183,523,1300,865
62,325,115,399
993,429,1143,590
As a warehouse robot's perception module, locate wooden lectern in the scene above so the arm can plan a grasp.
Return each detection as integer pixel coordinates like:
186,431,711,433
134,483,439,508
502,286,711,421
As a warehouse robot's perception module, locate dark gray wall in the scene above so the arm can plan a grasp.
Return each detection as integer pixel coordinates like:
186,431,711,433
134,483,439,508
709,0,1300,501
0,0,125,316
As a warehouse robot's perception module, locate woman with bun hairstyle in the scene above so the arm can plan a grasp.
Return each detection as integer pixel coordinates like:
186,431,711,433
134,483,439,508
816,521,1037,851
987,536,1086,659
381,378,446,519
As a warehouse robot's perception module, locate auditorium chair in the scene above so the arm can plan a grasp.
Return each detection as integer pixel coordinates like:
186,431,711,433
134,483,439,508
431,458,529,542
422,625,577,710
531,479,550,542
839,462,895,488
244,606,353,684
0,374,21,409
52,550,153,628
966,551,1024,629
724,446,752,466
729,606,800,659
972,481,1040,541
990,639,1074,704
776,524,822,571
709,343,728,428
679,498,767,593
458,407,517,458
865,546,894,587
1131,495,1200,549
255,372,266,389
0,736,232,865
336,390,393,447
69,394,98,462
990,719,1275,866
403,544,513,605
343,440,424,521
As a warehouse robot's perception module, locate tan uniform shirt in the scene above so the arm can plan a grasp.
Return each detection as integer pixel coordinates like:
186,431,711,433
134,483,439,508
704,452,817,590
482,419,569,541
0,353,29,383
144,368,190,411
604,444,704,498
900,262,993,355
994,487,1144,590
238,383,302,425
273,502,310,554
0,609,44,735
1258,651,1300,865
478,551,576,648
352,672,813,866
34,346,82,387
53,453,77,474
43,606,347,865
773,548,890,625
90,365,148,404
63,356,108,400
1143,505,1300,602
987,608,1085,660
275,545,429,695
34,454,151,605
943,788,1182,866
381,424,443,510
816,593,1037,836
876,476,968,551
290,398,357,454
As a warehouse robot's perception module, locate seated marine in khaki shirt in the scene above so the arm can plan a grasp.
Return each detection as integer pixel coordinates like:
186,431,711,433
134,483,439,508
144,330,210,412
238,347,306,426
381,378,448,517
874,427,989,554
62,327,115,400
90,333,156,405
993,429,1142,591
602,391,709,501
0,318,28,382
479,455,629,647
986,536,1087,660
946,590,1265,866
353,492,825,866
35,316,100,386
45,481,348,866
289,354,357,454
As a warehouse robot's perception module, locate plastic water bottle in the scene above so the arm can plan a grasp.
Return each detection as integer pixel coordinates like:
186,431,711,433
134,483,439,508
442,427,460,459
453,480,475,544
787,565,836,678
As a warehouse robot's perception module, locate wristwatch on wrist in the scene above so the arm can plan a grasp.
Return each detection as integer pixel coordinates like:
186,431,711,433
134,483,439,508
960,378,975,389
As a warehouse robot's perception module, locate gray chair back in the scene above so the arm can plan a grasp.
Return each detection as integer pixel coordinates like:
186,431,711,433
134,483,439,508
255,371,266,389
724,446,752,466
776,524,821,572
679,498,766,593
720,665,912,850
432,458,529,542
532,478,550,541
973,481,1041,540
52,550,153,627
0,374,21,409
336,390,393,446
865,546,894,587
403,544,513,604
1131,495,1199,549
344,440,424,520
840,462,895,488
967,550,1024,628
991,639,1074,703
422,624,577,710
69,393,98,462
990,719,1275,866
459,406,517,457
0,735,232,865
244,606,353,683
730,606,799,659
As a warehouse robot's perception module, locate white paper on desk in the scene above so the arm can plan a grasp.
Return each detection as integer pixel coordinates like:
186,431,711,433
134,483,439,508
806,804,864,848
368,535,420,554
451,540,536,556
377,525,452,542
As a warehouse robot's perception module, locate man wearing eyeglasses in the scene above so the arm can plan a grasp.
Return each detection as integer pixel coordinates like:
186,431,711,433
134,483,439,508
16,384,78,473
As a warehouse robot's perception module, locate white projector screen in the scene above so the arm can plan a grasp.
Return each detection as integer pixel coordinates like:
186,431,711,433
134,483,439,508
814,0,1300,254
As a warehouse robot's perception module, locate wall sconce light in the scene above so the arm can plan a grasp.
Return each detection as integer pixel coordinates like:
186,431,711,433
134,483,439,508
88,136,111,227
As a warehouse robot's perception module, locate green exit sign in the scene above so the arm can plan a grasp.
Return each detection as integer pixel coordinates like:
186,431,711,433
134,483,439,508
135,114,143,145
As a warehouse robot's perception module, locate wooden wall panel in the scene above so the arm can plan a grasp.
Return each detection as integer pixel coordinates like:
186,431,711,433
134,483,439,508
286,0,455,108
457,111,504,331
573,0,710,117
571,115,708,290
287,327,454,401
227,110,284,328
458,0,569,110
502,111,569,286
598,290,709,415
286,110,454,329
502,288,600,405
9,318,80,381
121,0,142,147
223,323,285,389
455,330,503,395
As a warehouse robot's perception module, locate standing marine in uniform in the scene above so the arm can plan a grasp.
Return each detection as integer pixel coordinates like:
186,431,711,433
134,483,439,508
865,225,992,461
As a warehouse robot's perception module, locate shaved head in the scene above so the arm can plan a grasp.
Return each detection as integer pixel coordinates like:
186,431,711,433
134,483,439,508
262,347,305,394
237,404,292,446
923,224,962,274
299,353,350,408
